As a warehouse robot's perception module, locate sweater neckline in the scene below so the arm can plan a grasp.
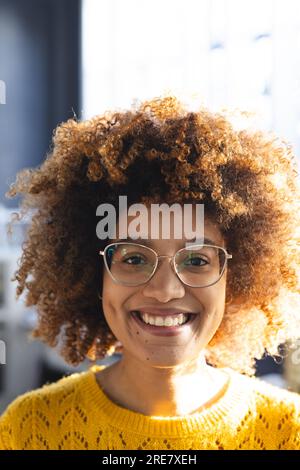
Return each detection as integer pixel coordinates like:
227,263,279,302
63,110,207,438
80,363,249,437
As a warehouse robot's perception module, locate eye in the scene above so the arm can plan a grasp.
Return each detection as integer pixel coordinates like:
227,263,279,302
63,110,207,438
184,256,208,267
123,254,147,265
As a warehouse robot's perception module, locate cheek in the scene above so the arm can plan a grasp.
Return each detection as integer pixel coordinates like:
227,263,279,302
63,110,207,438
208,282,227,330
101,293,125,342
193,279,226,312
102,269,125,303
102,274,115,303
101,272,134,332
195,283,227,344
101,273,121,323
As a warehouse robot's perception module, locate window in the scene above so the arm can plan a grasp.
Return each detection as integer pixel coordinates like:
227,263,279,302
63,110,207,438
82,0,300,159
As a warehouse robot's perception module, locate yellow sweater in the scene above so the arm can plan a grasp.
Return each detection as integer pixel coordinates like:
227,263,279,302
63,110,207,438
1,364,300,450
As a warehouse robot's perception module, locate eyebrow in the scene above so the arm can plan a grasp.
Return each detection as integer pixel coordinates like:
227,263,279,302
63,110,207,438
114,236,221,247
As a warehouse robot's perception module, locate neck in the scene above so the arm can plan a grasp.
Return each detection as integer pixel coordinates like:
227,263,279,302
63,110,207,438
98,350,228,416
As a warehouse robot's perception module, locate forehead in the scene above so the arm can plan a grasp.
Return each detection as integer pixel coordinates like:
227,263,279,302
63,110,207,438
114,203,224,247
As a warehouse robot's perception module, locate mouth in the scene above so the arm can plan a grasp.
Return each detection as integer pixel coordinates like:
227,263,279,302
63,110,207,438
129,310,198,336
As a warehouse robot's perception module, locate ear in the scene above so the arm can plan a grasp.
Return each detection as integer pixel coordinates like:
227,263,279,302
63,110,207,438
225,293,244,314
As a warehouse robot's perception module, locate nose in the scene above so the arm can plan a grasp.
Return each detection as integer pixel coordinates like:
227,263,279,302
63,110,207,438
141,256,186,303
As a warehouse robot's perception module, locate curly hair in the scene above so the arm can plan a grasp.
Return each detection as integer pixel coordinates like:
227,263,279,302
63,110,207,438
6,95,300,375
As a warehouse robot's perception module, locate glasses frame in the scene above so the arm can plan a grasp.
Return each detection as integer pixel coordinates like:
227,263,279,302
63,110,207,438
99,242,232,288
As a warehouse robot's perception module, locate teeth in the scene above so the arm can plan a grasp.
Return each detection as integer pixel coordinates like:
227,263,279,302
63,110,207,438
139,312,190,326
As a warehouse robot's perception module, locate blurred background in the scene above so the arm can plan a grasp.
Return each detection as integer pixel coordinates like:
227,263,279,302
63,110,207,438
1,0,300,413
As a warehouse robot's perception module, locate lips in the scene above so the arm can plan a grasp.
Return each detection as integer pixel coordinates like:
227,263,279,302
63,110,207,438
132,307,198,317
129,310,198,336
131,310,192,323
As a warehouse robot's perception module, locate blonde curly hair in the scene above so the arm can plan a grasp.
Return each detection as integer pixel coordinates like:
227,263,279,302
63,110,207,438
6,95,300,375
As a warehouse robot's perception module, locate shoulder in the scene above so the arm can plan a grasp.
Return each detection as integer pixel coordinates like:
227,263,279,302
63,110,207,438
0,369,90,450
227,368,300,449
238,371,300,410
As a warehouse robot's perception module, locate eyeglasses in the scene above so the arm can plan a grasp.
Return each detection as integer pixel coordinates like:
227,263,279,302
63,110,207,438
99,242,232,288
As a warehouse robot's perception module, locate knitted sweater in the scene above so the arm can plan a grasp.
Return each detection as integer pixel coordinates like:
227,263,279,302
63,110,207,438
1,364,300,450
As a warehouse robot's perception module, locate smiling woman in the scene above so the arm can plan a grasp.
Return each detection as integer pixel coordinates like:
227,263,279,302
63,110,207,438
1,95,300,450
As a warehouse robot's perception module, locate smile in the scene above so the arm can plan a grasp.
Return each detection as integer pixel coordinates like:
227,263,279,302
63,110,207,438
130,311,197,336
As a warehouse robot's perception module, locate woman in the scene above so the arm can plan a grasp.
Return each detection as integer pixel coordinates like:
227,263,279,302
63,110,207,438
1,95,300,450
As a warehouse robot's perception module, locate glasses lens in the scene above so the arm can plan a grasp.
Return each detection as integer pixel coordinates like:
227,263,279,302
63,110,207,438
174,245,226,287
105,243,156,285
